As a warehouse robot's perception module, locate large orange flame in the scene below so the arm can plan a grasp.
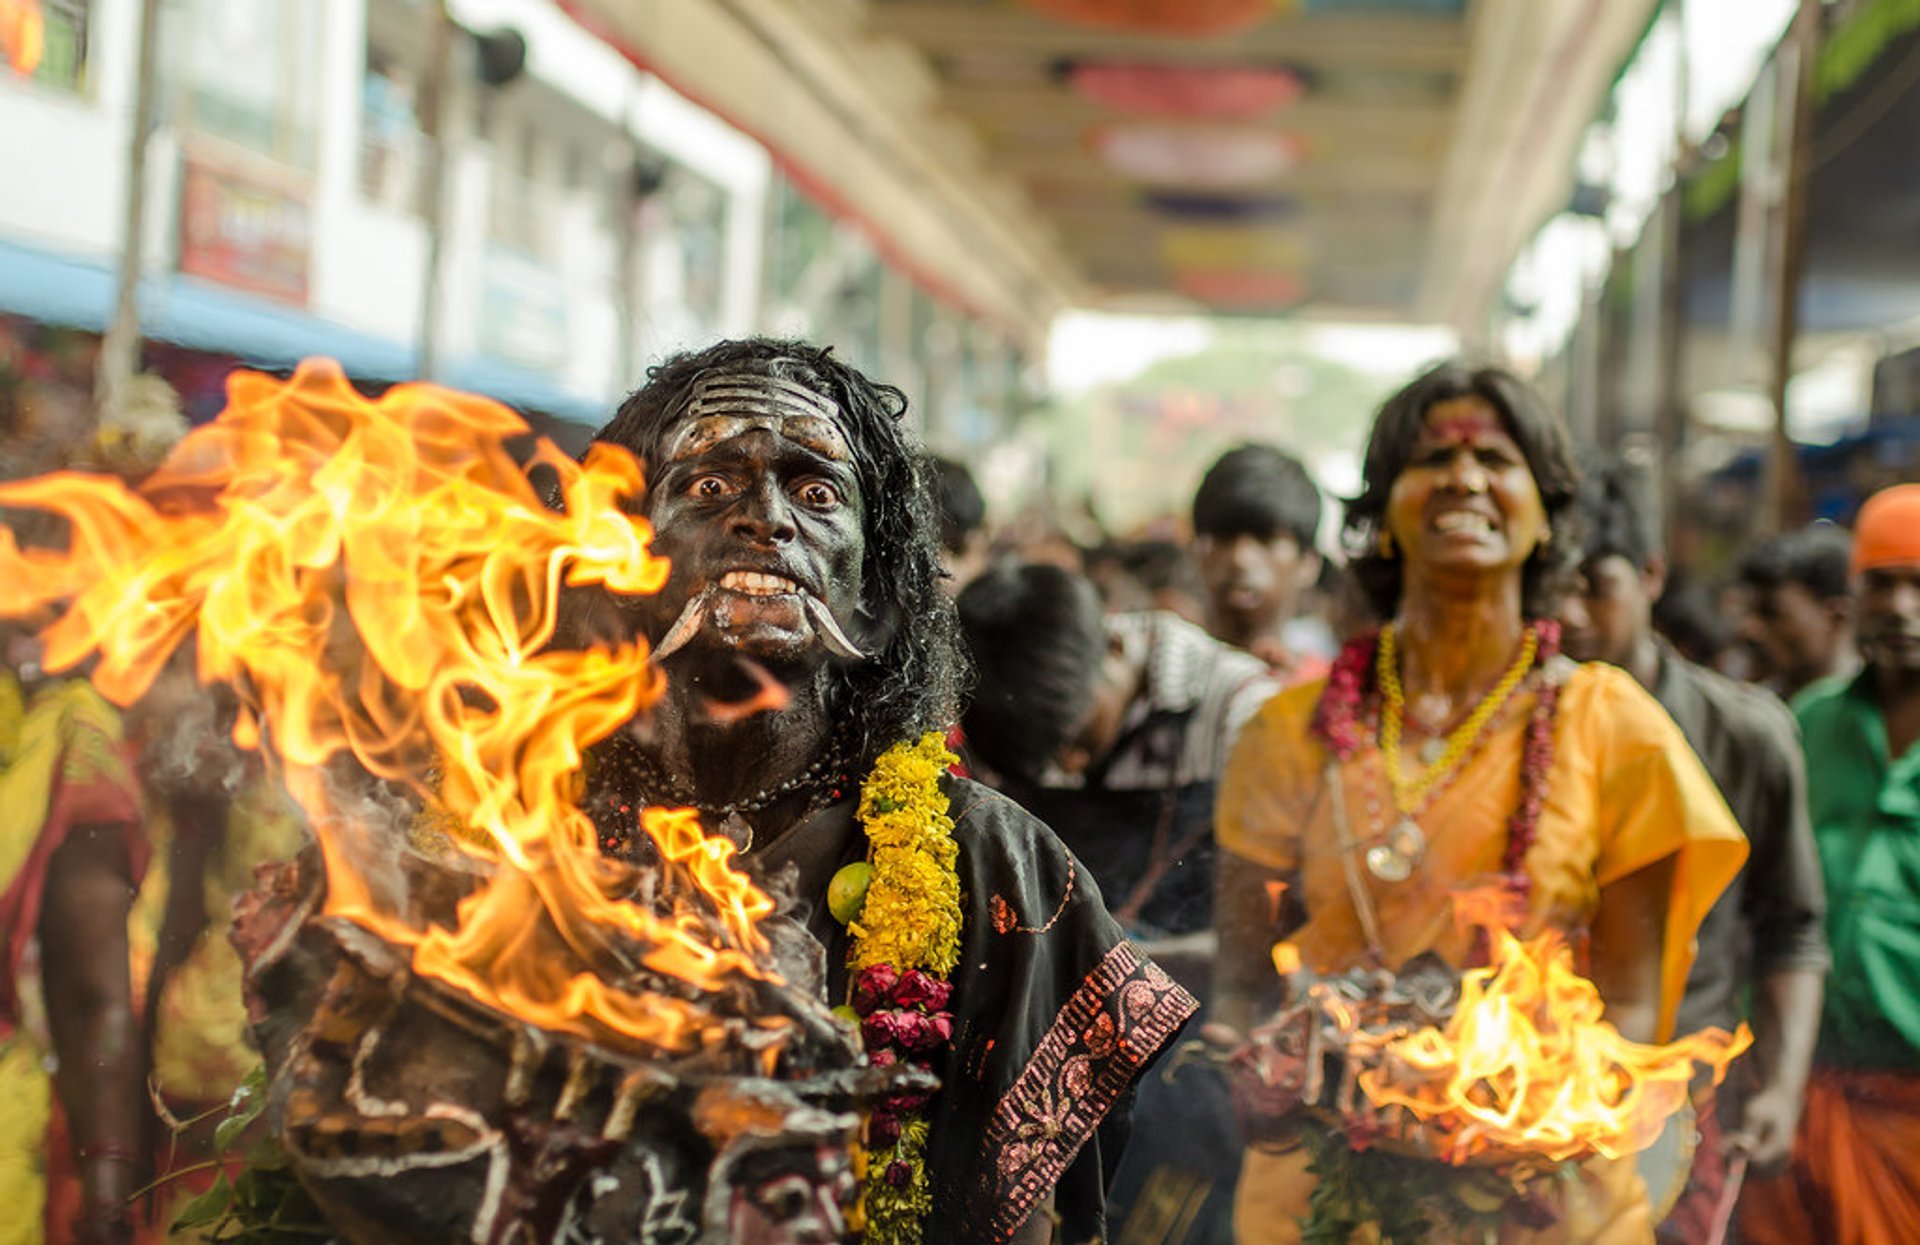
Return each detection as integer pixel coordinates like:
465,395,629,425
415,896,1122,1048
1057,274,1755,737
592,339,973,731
0,359,782,1053
1348,890,1752,1164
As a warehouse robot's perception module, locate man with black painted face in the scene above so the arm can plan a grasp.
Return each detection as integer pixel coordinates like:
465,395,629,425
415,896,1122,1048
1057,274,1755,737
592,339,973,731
581,338,1197,1245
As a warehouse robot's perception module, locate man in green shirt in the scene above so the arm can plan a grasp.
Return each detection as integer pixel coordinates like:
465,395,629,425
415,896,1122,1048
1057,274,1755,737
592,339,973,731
1742,483,1920,1245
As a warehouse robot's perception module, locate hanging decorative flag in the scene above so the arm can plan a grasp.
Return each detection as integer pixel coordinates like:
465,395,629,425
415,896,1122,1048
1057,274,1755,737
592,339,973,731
1304,0,1464,13
0,0,44,76
1091,124,1305,187
1067,62,1306,120
1174,269,1309,308
1021,0,1272,38
1159,225,1307,271
1142,191,1302,222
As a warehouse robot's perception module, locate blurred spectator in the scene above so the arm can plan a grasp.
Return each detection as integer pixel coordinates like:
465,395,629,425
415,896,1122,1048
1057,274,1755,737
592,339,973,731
928,455,991,593
0,624,146,1245
957,561,1277,1245
1559,457,1827,1242
1741,484,1920,1245
0,426,301,1245
1737,525,1858,698
1652,570,1742,677
1121,539,1208,626
956,561,1279,979
1082,539,1152,613
1190,445,1331,679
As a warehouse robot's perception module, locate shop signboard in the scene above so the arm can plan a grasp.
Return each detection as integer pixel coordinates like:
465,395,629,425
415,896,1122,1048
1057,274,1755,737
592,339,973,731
478,247,569,372
178,155,312,306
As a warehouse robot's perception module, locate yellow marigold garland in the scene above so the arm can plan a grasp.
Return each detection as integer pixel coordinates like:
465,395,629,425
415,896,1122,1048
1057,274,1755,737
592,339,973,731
837,731,962,1245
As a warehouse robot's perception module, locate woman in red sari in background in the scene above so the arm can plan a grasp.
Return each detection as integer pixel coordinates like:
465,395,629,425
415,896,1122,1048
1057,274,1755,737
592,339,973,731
1213,362,1748,1244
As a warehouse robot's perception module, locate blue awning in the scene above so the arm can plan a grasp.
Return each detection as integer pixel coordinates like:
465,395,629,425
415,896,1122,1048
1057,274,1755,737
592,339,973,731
0,234,608,426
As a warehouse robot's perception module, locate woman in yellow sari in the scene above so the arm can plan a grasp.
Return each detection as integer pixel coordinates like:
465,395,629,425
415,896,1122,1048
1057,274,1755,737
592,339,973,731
0,638,147,1245
1213,363,1747,1245
0,641,302,1245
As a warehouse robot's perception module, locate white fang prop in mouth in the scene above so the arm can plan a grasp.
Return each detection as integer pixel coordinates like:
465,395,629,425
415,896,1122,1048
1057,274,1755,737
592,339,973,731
801,594,867,660
649,582,868,661
651,586,717,660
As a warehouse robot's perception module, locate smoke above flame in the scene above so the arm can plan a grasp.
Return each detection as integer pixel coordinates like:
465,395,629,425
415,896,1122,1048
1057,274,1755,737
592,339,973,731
0,359,784,1052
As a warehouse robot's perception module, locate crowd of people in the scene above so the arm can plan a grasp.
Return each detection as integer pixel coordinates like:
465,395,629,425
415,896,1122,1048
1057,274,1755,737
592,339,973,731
940,359,1915,1245
0,339,1915,1245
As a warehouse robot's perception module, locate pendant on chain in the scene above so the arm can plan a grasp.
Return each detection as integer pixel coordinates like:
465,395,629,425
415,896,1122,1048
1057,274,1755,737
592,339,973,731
1419,736,1448,766
1365,817,1426,882
718,811,754,853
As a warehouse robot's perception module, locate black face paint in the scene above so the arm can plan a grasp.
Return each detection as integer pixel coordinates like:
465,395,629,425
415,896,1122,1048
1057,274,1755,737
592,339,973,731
639,375,867,669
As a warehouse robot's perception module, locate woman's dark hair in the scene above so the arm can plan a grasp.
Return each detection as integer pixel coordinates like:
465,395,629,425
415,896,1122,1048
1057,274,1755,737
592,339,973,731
955,562,1106,784
592,337,966,772
1192,443,1322,550
1344,361,1580,620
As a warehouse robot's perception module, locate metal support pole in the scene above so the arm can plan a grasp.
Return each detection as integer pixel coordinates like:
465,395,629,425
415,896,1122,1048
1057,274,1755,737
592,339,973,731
1652,184,1688,550
95,0,163,423
415,0,456,381
1657,0,1692,552
1760,0,1821,534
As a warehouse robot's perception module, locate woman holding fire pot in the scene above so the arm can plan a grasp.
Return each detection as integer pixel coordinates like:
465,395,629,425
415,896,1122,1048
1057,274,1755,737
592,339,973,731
1212,362,1748,1243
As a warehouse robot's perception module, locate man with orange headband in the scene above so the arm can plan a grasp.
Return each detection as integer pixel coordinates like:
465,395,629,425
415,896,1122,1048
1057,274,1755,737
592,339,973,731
1743,482,1920,1245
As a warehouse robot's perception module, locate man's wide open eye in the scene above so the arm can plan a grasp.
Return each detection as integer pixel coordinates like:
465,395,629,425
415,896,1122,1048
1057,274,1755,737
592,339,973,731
796,481,840,508
690,475,731,500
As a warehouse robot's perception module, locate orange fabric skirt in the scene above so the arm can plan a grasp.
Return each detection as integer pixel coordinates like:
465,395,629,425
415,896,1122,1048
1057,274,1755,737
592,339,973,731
1741,1067,1920,1245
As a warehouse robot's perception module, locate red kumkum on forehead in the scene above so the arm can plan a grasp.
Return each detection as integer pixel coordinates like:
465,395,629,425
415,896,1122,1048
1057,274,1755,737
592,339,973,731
1421,404,1506,445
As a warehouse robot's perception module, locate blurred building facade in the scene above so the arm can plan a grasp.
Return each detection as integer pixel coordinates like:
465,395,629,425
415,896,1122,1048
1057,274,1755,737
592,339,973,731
0,0,1036,447
1492,0,1920,560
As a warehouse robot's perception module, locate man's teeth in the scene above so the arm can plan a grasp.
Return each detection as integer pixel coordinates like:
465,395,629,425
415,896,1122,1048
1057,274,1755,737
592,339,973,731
1434,512,1493,534
719,571,799,596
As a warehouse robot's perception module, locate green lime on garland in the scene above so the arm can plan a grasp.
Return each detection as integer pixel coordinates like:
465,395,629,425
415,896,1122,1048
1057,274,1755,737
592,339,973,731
829,860,874,924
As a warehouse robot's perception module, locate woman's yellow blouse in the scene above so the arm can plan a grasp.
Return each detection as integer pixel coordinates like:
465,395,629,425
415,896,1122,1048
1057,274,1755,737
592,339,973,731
1216,661,1748,1042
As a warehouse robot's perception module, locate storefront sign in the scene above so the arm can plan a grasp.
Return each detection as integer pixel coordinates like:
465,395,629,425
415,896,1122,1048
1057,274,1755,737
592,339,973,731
478,248,569,372
178,156,311,306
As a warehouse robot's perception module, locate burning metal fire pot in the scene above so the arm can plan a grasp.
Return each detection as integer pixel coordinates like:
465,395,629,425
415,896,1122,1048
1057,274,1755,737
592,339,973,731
235,848,924,1245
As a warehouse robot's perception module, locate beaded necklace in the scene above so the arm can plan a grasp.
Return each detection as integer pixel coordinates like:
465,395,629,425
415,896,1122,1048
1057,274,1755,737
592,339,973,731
1311,620,1563,902
1377,622,1537,814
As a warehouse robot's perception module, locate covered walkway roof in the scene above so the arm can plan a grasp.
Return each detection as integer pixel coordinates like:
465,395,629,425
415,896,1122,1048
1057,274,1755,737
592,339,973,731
559,0,1657,338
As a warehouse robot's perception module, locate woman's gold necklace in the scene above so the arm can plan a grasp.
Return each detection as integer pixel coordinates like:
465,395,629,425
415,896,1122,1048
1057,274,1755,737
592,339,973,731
1366,622,1539,881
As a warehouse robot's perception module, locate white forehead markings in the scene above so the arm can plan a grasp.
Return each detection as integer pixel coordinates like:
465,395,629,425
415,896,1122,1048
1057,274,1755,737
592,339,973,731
664,372,851,462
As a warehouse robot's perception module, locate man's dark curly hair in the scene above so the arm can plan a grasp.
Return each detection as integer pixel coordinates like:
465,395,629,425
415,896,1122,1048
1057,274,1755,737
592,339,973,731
1571,452,1660,569
592,337,966,772
1344,361,1581,621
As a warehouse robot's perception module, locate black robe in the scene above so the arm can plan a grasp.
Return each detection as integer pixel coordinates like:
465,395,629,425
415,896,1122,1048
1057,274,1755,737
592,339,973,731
751,777,1199,1244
